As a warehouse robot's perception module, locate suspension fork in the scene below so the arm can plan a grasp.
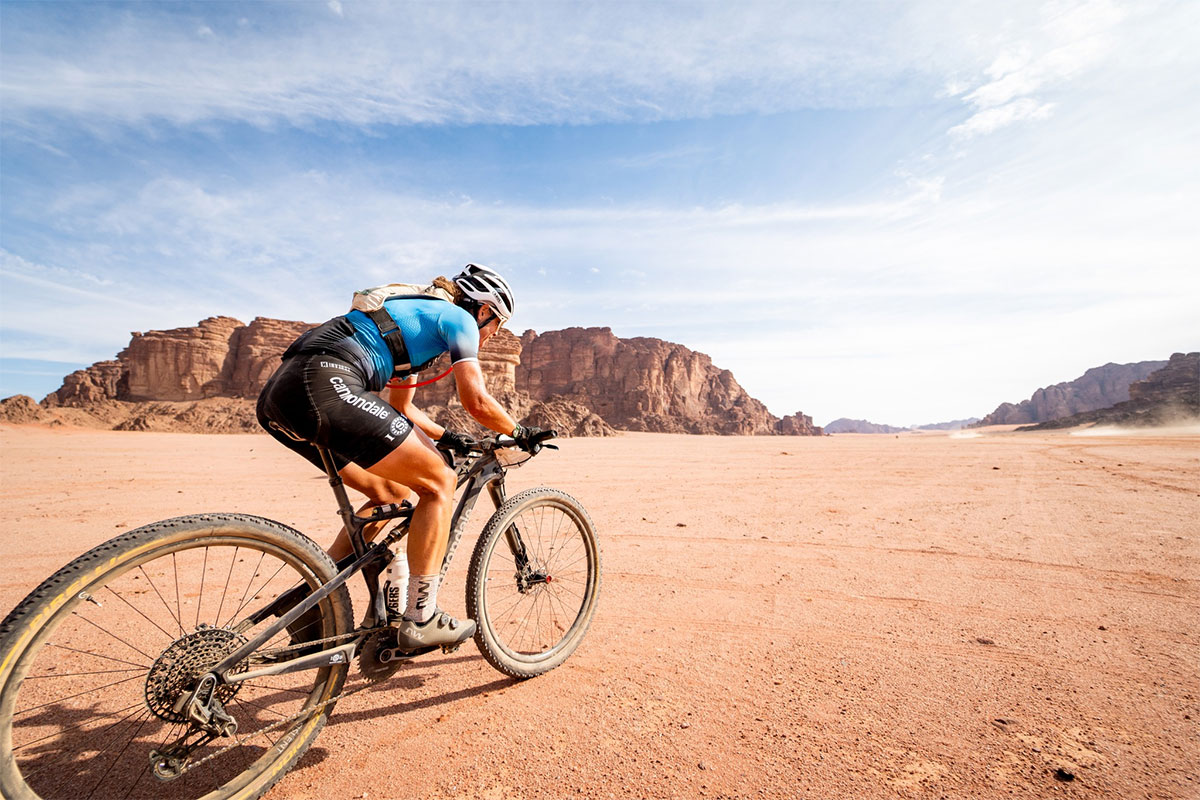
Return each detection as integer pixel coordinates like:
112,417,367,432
488,476,532,571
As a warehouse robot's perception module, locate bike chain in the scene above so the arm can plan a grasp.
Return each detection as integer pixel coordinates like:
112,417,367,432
176,627,386,777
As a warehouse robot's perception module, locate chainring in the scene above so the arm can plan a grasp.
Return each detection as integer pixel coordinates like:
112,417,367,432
145,624,247,722
357,628,405,682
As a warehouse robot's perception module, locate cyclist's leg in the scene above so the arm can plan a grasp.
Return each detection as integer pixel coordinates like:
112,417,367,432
260,354,466,641
363,432,476,646
327,464,413,561
361,429,456,576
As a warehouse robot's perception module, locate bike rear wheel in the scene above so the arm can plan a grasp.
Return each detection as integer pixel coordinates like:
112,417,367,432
466,488,600,679
0,513,352,800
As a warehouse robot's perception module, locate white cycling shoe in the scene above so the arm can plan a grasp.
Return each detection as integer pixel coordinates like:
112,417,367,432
394,610,476,651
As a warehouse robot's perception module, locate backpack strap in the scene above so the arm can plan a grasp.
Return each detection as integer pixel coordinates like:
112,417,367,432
366,308,412,375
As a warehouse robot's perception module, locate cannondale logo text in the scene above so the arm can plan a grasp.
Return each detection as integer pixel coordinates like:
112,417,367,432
328,377,389,419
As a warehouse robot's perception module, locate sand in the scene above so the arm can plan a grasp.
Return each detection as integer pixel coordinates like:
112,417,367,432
0,424,1197,799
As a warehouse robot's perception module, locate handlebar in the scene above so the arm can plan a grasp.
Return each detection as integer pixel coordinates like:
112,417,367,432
482,428,558,453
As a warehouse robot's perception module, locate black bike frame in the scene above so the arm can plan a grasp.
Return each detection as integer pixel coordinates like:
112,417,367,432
211,442,518,682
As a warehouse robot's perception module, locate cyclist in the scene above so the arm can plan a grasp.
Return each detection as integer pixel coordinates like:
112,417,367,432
256,264,542,651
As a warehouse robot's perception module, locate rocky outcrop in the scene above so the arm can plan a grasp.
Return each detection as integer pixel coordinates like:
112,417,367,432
44,360,126,407
824,418,907,434
122,316,243,401
523,397,617,437
226,318,317,398
10,317,819,436
516,327,800,435
978,360,1167,425
413,329,524,407
0,395,45,424
43,317,314,406
1018,353,1199,430
777,411,822,436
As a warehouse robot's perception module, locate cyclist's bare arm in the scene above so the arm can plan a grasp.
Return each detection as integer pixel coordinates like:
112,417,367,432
453,360,518,435
382,377,445,439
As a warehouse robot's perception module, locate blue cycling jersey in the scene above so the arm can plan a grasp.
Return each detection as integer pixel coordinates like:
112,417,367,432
345,298,479,382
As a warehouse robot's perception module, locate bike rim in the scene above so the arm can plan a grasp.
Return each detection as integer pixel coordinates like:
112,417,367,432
480,500,596,663
2,536,342,800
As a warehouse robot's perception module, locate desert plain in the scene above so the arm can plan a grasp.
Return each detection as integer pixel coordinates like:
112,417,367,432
0,424,1197,799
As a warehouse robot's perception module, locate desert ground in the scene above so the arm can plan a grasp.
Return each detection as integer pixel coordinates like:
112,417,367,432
0,424,1197,799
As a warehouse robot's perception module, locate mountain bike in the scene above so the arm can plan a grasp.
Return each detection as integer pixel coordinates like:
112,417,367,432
0,431,600,800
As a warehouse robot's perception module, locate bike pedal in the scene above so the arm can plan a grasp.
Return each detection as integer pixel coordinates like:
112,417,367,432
441,643,462,654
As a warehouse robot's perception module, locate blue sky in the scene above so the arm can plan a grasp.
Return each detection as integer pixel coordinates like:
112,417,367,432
2,0,1197,427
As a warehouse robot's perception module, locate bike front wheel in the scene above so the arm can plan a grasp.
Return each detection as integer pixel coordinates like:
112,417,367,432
466,488,601,679
0,513,353,800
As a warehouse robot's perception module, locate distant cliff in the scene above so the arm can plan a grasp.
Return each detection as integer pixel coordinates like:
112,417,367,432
824,418,907,434
45,317,312,406
912,418,979,431
978,360,1167,426
1017,353,1199,430
516,327,819,435
5,318,821,436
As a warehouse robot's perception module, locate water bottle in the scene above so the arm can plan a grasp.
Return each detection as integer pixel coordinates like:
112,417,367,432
381,548,408,620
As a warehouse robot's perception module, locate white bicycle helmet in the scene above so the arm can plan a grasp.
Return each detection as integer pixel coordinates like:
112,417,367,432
453,263,515,322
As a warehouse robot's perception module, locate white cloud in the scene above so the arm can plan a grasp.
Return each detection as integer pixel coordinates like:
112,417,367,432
0,3,1009,129
945,0,1132,138
3,1,1198,421
949,98,1056,138
4,151,1196,420
328,1,344,18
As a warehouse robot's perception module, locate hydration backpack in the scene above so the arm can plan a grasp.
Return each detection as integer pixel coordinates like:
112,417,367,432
350,280,455,312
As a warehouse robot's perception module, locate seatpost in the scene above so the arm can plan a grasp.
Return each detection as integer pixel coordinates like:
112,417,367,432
316,446,368,557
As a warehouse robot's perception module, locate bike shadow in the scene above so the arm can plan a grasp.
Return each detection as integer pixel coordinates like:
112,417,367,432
327,657,519,726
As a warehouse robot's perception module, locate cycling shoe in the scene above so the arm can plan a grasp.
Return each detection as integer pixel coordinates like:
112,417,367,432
394,610,476,651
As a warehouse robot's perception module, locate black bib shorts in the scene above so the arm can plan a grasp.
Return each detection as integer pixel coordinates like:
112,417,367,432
256,354,413,473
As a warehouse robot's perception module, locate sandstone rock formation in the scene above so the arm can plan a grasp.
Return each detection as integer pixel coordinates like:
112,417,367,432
978,360,1167,426
516,327,811,435
44,360,126,408
7,318,819,436
0,395,43,425
1018,352,1199,430
228,317,318,398
776,411,822,436
45,317,315,407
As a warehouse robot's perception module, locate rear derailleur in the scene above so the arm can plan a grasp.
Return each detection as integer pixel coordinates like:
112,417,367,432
149,673,238,782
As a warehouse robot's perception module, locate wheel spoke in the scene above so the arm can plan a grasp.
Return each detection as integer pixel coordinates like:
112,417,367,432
71,611,158,662
14,672,146,717
224,549,268,628
139,564,185,636
14,700,145,753
472,491,598,676
46,642,149,669
2,522,350,800
104,583,177,641
196,546,209,630
214,545,240,626
85,709,154,800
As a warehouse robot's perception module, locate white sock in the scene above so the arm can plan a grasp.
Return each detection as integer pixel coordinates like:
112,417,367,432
405,574,440,624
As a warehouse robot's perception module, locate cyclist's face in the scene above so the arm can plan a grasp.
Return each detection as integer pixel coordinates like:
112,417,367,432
476,307,502,343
